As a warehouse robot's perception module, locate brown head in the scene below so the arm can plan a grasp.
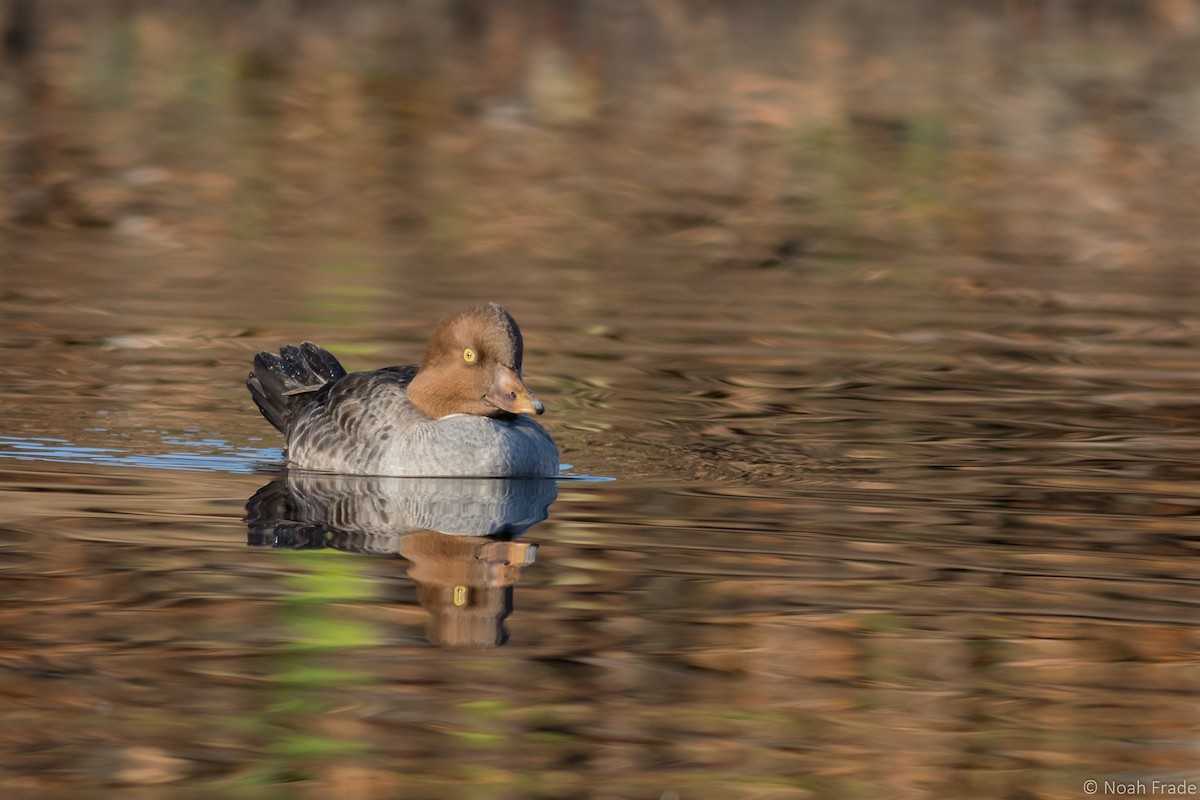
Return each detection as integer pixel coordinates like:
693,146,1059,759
406,303,546,420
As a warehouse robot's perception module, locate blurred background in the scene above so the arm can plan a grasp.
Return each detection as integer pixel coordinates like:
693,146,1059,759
8,0,1200,264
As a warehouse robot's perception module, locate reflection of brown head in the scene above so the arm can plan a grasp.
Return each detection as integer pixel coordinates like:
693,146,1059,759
402,530,537,648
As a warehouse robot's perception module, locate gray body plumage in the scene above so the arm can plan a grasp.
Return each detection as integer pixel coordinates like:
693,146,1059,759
248,347,559,478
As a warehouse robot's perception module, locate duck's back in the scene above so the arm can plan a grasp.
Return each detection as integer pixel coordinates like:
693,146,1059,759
285,367,420,474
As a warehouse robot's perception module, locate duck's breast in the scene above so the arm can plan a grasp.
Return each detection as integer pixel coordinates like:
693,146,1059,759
388,414,559,477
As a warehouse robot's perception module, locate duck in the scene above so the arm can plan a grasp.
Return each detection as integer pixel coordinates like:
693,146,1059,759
246,303,559,477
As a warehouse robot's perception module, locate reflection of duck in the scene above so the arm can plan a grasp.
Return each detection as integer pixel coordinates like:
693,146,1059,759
246,303,559,477
245,471,556,648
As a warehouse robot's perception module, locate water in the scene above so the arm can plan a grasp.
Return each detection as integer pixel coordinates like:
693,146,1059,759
2,3,1200,798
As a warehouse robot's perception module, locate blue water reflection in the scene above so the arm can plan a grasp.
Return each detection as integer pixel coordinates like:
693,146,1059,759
0,434,280,473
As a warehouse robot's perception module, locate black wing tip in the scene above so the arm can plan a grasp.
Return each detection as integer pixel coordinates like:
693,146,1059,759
247,342,348,434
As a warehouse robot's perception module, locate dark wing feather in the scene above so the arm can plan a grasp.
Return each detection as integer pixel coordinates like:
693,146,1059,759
247,341,349,434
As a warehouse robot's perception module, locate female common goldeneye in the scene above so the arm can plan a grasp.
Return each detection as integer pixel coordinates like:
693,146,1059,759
247,303,559,477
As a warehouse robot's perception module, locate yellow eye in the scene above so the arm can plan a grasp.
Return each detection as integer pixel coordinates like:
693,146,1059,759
463,348,476,363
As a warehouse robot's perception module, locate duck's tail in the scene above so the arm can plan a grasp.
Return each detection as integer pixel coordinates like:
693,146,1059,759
247,342,348,434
